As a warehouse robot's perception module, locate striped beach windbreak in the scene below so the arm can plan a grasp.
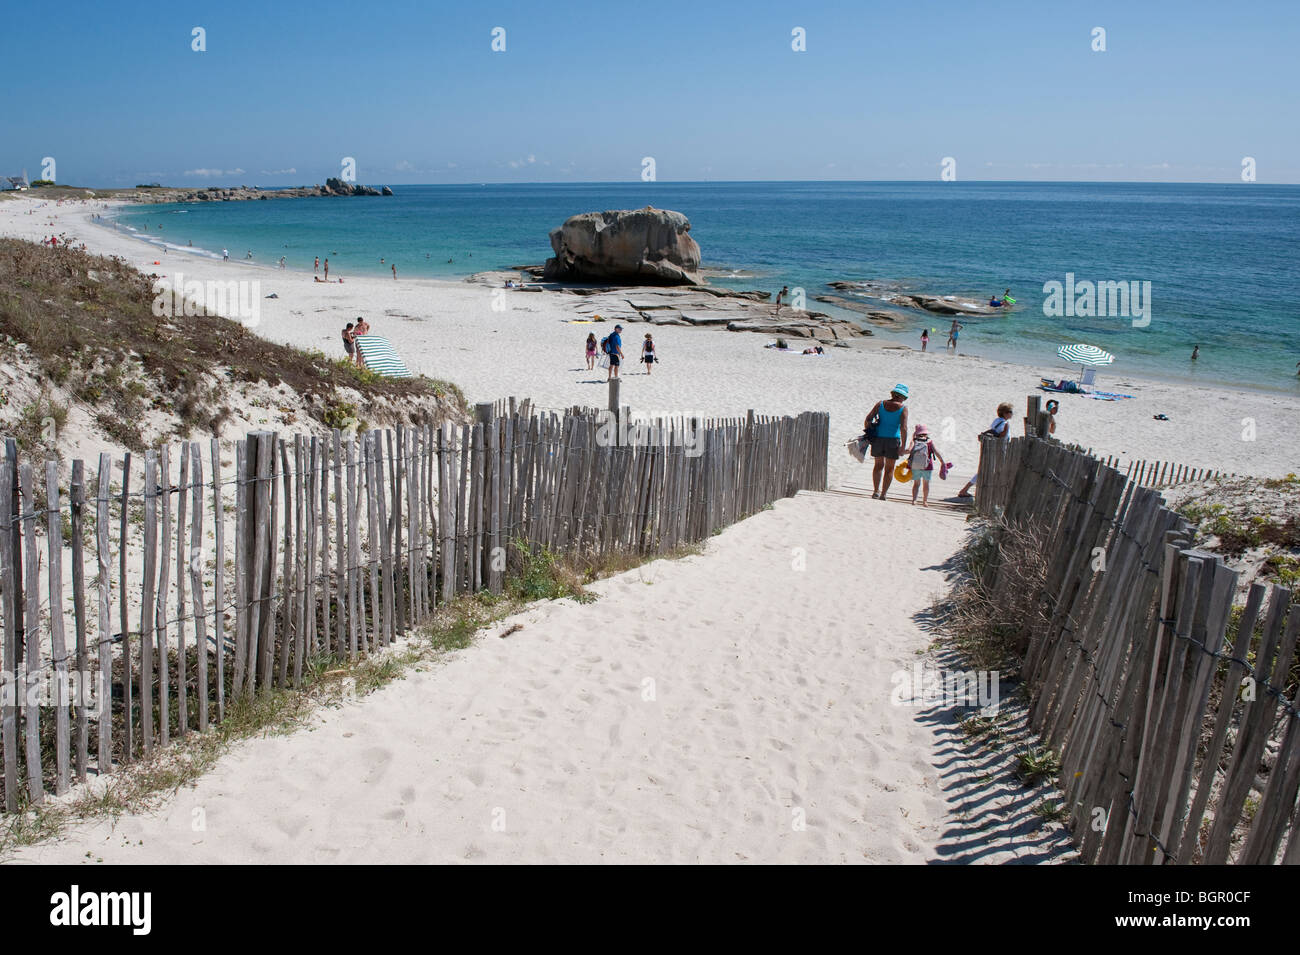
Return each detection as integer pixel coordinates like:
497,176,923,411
354,335,413,378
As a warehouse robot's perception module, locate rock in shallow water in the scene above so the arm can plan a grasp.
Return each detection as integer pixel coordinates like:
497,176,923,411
543,207,702,285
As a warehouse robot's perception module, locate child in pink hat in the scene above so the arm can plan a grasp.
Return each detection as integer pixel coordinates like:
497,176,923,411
904,424,946,507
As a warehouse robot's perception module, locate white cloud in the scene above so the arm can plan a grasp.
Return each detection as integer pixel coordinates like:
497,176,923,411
184,167,246,177
259,167,297,175
394,160,415,171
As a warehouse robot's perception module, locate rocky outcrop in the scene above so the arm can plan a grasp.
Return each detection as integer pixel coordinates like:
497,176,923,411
828,281,1003,316
512,285,870,341
543,207,702,285
322,177,381,196
124,182,393,203
815,295,910,324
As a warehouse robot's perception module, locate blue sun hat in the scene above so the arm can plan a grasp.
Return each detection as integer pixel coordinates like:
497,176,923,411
892,383,910,398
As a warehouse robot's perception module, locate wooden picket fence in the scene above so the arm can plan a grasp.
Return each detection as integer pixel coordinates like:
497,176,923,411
0,400,829,811
973,434,1299,863
1024,395,1233,489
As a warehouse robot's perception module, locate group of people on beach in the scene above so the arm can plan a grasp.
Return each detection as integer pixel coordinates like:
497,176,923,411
585,326,658,378
856,385,1057,506
340,317,370,367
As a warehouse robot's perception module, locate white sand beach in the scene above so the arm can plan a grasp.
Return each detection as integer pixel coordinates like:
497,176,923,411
12,490,1073,864
1,195,1294,864
4,196,1298,489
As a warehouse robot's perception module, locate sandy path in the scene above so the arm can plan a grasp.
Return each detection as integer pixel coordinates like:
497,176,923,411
13,490,1027,865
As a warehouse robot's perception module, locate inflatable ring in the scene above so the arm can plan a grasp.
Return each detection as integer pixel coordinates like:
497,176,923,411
894,461,913,483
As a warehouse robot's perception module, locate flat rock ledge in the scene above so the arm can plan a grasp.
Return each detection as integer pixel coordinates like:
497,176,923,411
828,281,1006,317
464,276,870,341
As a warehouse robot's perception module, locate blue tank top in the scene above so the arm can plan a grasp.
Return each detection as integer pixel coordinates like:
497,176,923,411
876,403,904,438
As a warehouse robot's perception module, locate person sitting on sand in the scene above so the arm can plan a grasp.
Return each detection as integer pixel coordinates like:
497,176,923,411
864,384,910,500
957,402,1014,498
904,424,946,507
641,333,657,374
585,332,597,371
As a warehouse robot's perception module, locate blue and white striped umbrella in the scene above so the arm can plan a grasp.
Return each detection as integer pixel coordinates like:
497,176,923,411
354,335,412,378
1057,343,1115,366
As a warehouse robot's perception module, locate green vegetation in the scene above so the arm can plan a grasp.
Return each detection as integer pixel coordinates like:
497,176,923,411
934,517,1052,673
0,239,467,453
12,392,68,461
1015,746,1062,787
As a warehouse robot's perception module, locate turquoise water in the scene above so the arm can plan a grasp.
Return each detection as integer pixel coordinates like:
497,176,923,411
113,182,1300,391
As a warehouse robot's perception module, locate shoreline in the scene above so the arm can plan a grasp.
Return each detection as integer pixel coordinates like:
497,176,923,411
104,203,1297,399
101,197,1300,397
6,194,1299,486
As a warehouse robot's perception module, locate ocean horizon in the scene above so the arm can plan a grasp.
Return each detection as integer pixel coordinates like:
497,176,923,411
111,180,1300,392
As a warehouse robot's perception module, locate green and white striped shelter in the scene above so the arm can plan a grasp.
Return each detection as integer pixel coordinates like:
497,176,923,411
354,335,412,378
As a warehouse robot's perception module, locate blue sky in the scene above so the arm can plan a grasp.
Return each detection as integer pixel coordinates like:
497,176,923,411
2,0,1297,186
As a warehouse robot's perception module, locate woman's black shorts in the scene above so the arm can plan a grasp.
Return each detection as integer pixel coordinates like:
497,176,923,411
870,437,901,460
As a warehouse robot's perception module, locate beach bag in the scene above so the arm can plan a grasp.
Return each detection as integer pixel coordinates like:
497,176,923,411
865,405,881,442
846,435,867,464
939,461,952,480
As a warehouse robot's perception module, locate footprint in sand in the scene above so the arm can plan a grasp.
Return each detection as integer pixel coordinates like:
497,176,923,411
361,747,393,782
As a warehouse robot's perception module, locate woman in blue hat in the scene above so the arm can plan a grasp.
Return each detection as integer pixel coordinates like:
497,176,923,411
863,383,910,499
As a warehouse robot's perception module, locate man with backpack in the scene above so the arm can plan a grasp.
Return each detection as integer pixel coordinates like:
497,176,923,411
603,324,624,381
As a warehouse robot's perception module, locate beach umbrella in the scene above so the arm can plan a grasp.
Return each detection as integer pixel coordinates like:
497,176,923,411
1057,343,1115,366
1057,343,1114,384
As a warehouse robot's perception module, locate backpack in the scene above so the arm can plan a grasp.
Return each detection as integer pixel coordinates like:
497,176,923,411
909,441,932,471
600,335,612,355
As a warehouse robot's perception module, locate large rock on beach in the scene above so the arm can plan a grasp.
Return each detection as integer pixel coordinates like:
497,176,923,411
543,207,702,285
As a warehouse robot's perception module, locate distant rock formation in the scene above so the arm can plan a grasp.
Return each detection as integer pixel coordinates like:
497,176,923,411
126,182,393,203
543,207,702,285
322,177,382,196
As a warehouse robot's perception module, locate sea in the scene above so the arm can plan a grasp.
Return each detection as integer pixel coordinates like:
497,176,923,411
110,181,1300,392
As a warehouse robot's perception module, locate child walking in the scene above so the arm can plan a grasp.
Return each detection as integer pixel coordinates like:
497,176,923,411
641,333,657,374
904,424,946,507
585,332,598,371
